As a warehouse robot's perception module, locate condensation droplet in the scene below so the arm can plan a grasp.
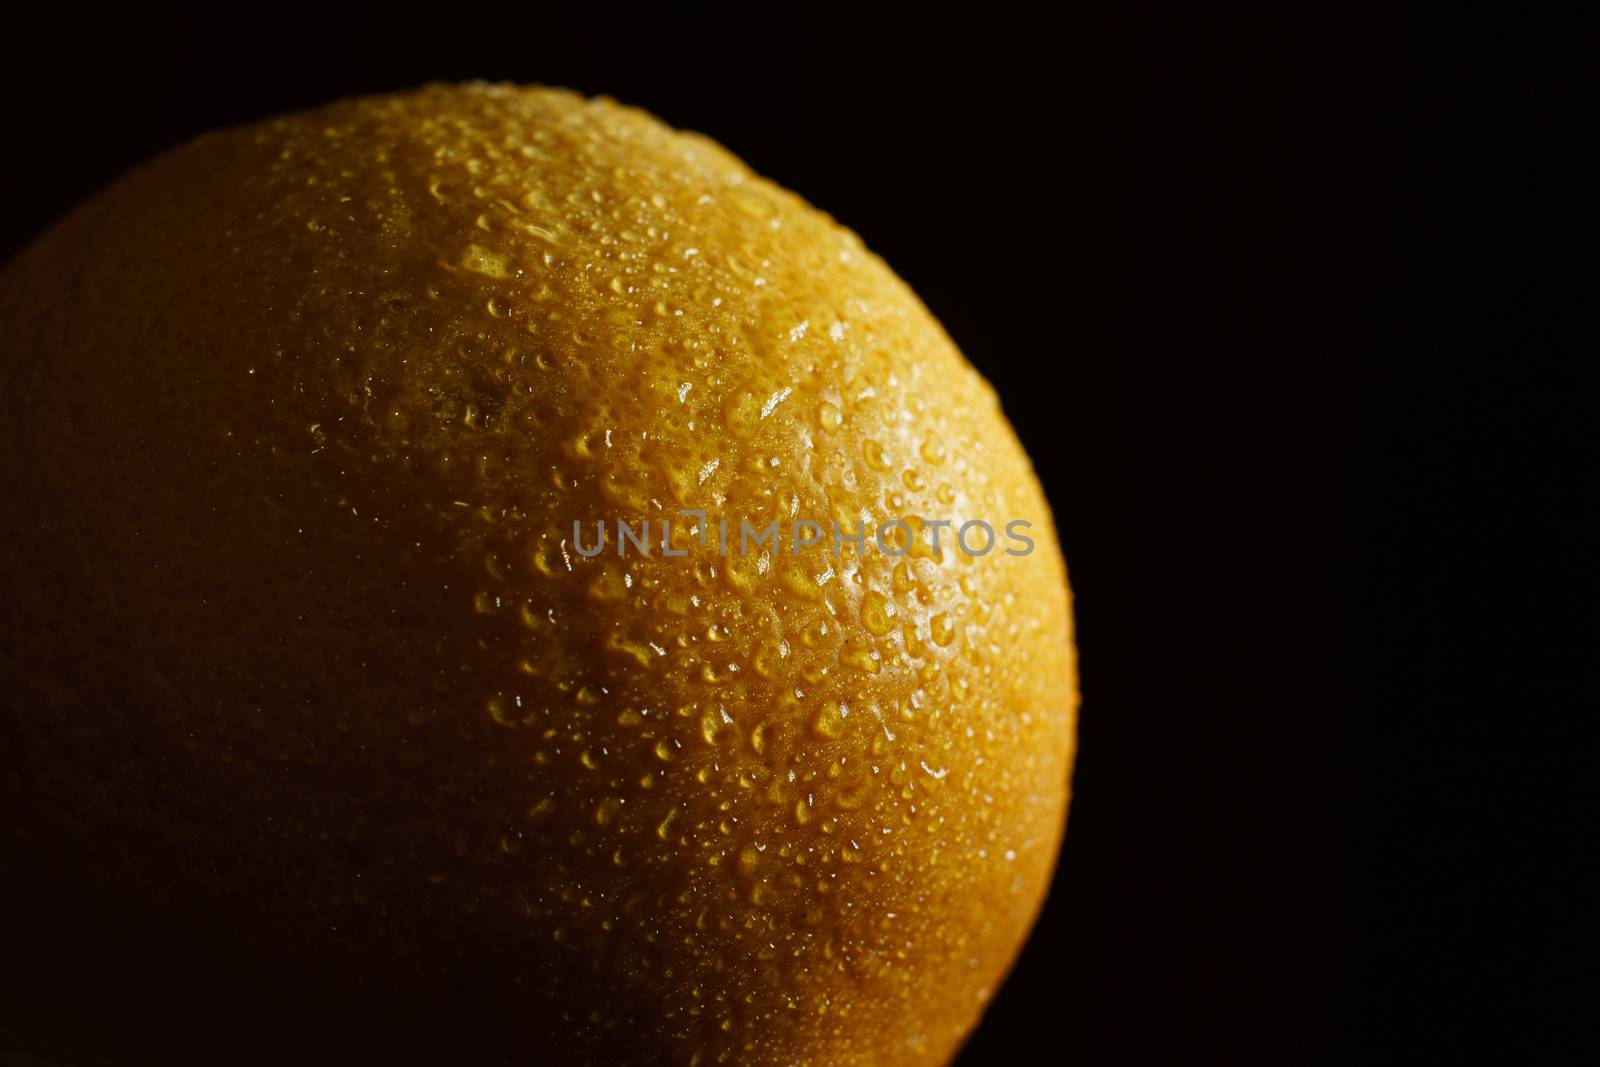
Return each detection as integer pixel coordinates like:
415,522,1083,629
461,244,516,279
859,590,895,636
485,693,517,726
737,846,761,878
701,711,729,746
657,808,680,840
527,797,556,821
812,702,846,740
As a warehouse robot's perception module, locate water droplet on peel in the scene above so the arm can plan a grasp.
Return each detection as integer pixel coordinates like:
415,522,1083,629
485,693,517,726
863,439,890,472
733,187,775,218
737,846,761,878
461,244,516,279
840,646,880,674
656,808,680,840
859,590,895,636
527,797,556,821
701,711,729,745
892,561,916,592
751,641,784,679
812,702,846,740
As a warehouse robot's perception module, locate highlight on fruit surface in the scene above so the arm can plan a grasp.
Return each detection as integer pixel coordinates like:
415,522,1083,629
0,83,1077,1065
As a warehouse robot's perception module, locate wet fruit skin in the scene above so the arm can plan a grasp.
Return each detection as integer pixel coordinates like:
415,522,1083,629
0,84,1076,1065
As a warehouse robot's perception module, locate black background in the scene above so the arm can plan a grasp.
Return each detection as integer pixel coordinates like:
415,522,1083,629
2,8,1589,1065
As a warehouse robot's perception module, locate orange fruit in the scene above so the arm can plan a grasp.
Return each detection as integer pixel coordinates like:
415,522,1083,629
0,84,1076,1065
